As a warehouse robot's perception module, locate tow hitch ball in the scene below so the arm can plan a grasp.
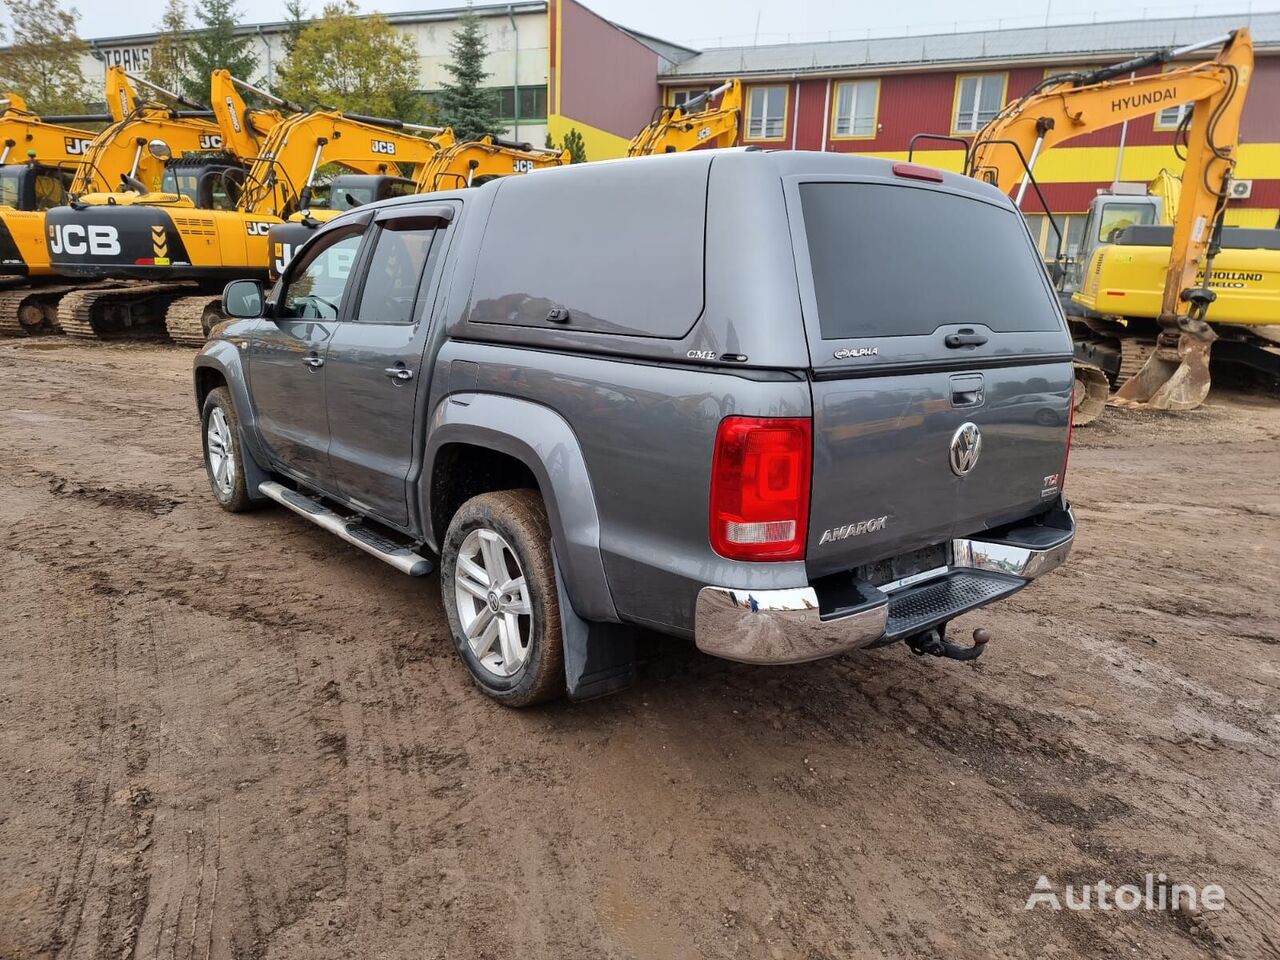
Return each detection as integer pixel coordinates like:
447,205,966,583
906,626,991,661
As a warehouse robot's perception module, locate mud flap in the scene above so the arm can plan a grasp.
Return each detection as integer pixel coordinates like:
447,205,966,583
552,549,637,701
1112,332,1214,411
237,427,272,503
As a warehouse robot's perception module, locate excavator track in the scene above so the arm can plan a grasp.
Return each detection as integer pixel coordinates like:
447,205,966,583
57,283,194,341
164,296,226,346
0,285,76,337
1116,338,1157,388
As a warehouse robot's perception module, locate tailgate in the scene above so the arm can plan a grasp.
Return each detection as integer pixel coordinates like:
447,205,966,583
786,174,1073,579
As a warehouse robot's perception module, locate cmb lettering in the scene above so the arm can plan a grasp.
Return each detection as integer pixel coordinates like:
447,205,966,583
49,224,121,257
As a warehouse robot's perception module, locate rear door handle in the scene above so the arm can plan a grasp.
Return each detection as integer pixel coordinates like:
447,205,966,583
384,365,414,382
302,355,324,369
945,332,989,348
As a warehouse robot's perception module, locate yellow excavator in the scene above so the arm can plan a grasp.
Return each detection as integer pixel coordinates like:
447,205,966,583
627,80,743,155
266,132,569,279
0,68,232,336
922,29,1261,420
44,75,449,343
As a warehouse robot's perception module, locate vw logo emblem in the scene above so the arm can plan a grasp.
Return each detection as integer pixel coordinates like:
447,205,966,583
949,422,982,476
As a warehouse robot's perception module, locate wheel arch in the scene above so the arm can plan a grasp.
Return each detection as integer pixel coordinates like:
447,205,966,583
423,393,618,624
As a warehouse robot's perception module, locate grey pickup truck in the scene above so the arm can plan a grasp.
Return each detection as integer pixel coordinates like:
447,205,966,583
195,149,1076,707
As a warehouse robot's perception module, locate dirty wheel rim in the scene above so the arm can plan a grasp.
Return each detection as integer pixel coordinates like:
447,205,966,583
454,528,533,678
206,407,236,497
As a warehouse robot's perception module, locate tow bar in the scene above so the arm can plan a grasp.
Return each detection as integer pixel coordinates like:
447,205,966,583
906,626,991,661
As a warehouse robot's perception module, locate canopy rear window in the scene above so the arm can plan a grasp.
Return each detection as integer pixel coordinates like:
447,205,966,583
799,182,1062,339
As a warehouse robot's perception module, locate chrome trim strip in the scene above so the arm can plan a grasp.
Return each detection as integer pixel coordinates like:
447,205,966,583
951,508,1075,580
694,585,887,665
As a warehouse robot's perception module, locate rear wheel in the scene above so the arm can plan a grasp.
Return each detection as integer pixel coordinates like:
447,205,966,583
441,490,564,707
200,387,257,513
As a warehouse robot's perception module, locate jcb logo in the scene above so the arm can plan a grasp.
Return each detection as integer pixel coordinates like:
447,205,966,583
245,221,272,236
371,139,397,155
512,159,535,173
48,224,121,257
272,242,295,277
64,137,95,156
696,125,712,140
199,134,224,150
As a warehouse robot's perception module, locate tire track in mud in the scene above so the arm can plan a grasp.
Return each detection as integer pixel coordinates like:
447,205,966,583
2,341,1279,960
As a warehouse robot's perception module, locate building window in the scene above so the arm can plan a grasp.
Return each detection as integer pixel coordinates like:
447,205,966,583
831,79,879,138
1023,211,1088,260
746,85,788,140
493,85,548,121
953,73,1006,133
670,87,712,108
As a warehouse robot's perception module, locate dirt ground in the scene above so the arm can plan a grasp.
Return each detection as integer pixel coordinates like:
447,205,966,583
0,339,1277,960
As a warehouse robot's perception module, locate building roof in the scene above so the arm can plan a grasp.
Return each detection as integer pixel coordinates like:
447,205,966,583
661,11,1280,81
79,0,549,47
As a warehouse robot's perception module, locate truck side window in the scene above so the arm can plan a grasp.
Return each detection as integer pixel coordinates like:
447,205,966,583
354,217,440,325
279,230,365,321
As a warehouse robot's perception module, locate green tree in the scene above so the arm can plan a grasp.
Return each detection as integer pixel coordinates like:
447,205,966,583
147,0,191,96
434,9,504,140
275,1,423,121
560,128,587,163
280,0,308,58
0,0,90,114
181,0,257,103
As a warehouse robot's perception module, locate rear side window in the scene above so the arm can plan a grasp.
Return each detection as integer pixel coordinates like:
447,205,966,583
355,218,440,324
467,160,707,338
799,182,1061,339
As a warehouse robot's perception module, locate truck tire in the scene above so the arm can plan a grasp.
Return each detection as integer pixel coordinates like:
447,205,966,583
200,387,258,513
441,489,565,707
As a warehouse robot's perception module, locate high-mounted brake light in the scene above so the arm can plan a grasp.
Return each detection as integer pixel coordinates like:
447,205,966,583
710,417,812,561
892,162,945,183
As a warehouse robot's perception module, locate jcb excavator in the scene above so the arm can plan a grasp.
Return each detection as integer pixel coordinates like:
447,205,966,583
917,29,1258,422
0,93,112,205
0,68,230,336
45,75,445,343
266,132,569,279
627,80,742,155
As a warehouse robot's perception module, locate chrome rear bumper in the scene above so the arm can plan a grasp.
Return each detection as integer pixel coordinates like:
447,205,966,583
694,507,1074,665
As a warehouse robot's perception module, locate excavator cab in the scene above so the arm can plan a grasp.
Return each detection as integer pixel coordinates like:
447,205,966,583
0,161,75,210
159,153,248,210
314,173,417,211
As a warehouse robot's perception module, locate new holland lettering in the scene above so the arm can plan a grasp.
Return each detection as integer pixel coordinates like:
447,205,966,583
1111,87,1178,112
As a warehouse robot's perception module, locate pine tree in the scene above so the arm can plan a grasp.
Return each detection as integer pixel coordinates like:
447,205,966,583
561,128,587,163
0,0,90,115
181,0,258,103
147,0,191,96
434,10,505,140
276,1,423,121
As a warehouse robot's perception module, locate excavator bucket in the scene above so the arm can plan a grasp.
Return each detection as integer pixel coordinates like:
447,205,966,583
1111,332,1214,411
1071,362,1109,425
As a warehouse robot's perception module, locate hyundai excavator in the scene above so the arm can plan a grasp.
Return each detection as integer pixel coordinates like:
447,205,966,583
266,132,569,280
627,80,743,155
915,29,1259,422
45,75,446,343
0,68,230,336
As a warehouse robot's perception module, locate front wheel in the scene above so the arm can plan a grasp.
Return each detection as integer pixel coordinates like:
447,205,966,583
200,387,258,513
441,489,565,707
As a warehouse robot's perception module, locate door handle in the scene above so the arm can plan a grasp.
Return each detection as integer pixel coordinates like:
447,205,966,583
384,366,414,382
303,355,324,369
944,332,989,349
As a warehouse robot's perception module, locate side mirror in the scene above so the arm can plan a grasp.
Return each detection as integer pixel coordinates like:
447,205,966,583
223,279,265,319
148,139,172,160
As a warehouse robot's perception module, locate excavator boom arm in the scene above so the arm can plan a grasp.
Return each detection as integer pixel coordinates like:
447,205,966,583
627,79,743,156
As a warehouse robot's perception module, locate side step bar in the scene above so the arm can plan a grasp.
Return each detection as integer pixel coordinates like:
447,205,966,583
257,480,433,577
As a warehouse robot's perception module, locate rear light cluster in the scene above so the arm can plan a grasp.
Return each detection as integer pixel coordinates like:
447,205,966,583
710,416,812,561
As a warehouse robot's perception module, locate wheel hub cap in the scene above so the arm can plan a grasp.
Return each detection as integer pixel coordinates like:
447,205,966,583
454,528,533,679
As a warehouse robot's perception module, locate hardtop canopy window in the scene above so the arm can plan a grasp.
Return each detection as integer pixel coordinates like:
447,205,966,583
799,181,1062,339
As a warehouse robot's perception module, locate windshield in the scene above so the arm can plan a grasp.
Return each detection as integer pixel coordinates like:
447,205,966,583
1096,202,1157,243
799,181,1062,339
329,185,374,211
0,166,24,207
161,169,201,204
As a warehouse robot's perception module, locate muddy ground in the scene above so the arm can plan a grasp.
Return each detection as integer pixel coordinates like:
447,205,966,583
0,339,1277,960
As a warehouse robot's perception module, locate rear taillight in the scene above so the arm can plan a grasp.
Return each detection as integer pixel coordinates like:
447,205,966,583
1064,381,1075,482
710,416,812,561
